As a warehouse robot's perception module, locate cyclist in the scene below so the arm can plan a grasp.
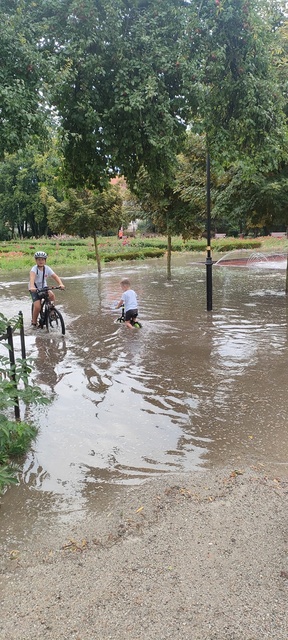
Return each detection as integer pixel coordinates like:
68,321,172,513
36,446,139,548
29,251,65,327
115,277,140,329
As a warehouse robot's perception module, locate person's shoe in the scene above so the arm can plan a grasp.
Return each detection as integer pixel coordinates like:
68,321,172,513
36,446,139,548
31,322,37,329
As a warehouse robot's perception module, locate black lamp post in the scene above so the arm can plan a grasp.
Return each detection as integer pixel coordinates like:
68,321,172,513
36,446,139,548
206,151,213,311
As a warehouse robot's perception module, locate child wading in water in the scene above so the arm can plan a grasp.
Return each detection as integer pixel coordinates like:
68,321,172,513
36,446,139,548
116,278,141,329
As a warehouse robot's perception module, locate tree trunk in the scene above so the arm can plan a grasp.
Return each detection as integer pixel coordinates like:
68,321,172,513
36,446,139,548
93,231,101,274
167,233,172,281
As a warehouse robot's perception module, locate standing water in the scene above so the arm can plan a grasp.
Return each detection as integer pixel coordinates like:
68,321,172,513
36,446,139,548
0,254,288,544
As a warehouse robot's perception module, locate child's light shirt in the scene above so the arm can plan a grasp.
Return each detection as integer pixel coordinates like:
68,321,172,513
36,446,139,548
29,265,54,289
122,288,138,311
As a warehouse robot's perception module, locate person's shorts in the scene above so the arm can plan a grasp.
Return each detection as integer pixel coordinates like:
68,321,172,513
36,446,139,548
125,308,138,322
29,291,45,302
30,290,42,302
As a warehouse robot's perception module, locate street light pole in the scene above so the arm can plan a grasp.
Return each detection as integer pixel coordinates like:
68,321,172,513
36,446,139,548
206,151,213,311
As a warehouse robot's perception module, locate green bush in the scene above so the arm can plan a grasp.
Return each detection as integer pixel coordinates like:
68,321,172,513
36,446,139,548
87,247,166,262
213,239,262,252
131,239,168,249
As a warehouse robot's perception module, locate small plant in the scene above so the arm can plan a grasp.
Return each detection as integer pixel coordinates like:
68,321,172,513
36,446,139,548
0,313,48,492
0,414,38,491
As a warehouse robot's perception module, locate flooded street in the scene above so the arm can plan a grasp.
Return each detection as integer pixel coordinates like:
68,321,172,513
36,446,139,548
1,253,288,544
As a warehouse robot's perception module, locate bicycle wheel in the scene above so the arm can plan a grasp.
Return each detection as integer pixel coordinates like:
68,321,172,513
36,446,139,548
49,307,65,335
44,304,49,332
37,303,48,330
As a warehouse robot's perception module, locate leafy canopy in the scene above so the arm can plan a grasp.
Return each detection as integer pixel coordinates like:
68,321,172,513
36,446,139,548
0,0,47,157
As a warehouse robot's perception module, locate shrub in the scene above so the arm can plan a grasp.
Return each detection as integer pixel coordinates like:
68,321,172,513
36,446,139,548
87,247,166,262
213,239,262,252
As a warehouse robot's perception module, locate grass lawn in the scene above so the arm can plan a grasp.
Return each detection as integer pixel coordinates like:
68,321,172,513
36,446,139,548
0,234,287,272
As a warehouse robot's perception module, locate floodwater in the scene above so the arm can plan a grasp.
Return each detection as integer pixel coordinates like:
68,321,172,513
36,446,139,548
0,253,288,544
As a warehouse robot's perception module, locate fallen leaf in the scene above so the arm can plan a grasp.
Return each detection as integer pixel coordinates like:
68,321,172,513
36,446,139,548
230,469,244,478
61,538,88,552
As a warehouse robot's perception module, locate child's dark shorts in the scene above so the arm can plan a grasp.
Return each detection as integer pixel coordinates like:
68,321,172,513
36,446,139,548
125,309,138,322
30,290,42,302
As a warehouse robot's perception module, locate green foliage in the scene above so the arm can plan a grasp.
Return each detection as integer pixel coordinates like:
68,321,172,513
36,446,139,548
47,185,123,237
0,237,97,270
213,163,288,234
0,0,287,245
90,247,166,262
213,238,261,252
3,0,285,187
0,0,48,157
0,141,65,239
0,416,38,492
0,312,48,491
0,310,20,336
88,236,262,261
188,0,287,169
0,235,284,273
0,464,19,488
0,415,37,459
130,132,210,242
30,0,191,189
0,356,47,409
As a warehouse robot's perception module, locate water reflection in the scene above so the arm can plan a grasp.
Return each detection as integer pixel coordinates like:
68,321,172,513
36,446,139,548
0,256,288,542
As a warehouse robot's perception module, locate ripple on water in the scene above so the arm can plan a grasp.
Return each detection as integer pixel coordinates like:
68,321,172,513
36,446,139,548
0,259,288,542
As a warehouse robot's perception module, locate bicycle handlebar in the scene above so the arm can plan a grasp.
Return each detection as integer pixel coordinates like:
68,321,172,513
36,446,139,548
37,286,63,289
36,286,64,293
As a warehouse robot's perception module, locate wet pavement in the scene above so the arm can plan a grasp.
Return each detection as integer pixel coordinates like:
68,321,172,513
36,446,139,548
0,253,288,544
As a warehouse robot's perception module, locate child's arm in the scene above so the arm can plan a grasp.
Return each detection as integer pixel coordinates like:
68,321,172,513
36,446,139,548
52,272,65,289
115,297,124,309
29,270,36,292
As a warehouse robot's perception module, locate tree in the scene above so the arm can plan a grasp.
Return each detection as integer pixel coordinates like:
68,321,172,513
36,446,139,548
0,140,64,238
267,2,288,118
213,163,288,235
0,150,42,238
187,0,287,170
208,2,288,238
31,0,192,189
0,0,47,157
47,184,124,272
133,133,208,278
173,133,212,237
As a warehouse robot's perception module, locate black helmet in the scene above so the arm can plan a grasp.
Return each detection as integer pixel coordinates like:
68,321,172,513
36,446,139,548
34,251,47,259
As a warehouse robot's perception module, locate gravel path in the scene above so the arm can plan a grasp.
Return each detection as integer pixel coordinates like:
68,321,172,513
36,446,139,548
0,465,287,640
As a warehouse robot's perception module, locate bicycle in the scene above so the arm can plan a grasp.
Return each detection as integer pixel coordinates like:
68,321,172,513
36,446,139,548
32,286,65,335
116,304,142,328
